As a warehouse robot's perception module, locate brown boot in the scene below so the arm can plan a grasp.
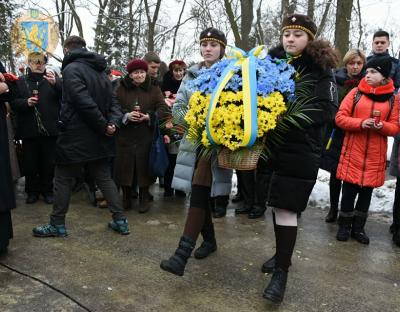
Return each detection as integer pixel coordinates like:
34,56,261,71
138,187,151,213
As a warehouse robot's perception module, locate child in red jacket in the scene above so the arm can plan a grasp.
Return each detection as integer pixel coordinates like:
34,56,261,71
335,57,400,244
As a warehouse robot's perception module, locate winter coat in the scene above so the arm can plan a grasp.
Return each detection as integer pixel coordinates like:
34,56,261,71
264,42,338,212
336,78,400,187
367,52,400,90
10,69,62,139
0,63,16,212
113,75,168,187
161,71,182,94
56,48,123,165
171,63,233,196
389,135,400,177
320,68,362,173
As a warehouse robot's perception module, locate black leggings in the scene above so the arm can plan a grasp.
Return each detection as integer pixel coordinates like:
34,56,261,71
340,182,373,214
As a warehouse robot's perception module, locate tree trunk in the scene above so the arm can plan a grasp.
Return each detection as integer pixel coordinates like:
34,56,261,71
240,0,254,50
307,0,315,20
224,0,241,47
144,0,162,52
334,0,353,62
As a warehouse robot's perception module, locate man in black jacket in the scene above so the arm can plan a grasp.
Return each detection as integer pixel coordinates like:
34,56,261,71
367,30,400,91
11,52,62,204
32,36,129,237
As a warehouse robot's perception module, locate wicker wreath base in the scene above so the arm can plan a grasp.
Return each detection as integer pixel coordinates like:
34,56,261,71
217,145,263,170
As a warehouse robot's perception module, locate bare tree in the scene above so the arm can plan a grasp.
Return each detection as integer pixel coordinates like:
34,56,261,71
315,0,333,38
144,0,162,52
65,0,84,38
170,0,187,59
54,0,74,46
334,0,353,62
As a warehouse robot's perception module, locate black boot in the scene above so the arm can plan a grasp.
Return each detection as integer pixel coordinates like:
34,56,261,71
325,206,338,223
194,240,217,259
248,204,266,219
351,214,370,245
235,170,255,215
160,236,195,276
261,255,276,273
249,173,270,219
263,268,288,303
336,215,352,241
212,196,228,218
231,192,243,203
393,226,400,247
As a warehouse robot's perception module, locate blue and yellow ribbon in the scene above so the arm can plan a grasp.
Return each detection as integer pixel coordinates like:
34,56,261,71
205,45,265,148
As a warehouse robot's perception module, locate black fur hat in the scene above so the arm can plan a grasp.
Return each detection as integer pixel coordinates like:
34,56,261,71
282,14,317,39
199,28,227,47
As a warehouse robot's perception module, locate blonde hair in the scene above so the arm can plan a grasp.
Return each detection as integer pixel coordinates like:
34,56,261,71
342,49,366,66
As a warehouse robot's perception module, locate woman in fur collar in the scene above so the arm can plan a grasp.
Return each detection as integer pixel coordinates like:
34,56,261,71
260,14,339,303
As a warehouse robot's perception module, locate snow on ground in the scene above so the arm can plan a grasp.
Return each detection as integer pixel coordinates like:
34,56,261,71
310,170,396,213
231,170,396,213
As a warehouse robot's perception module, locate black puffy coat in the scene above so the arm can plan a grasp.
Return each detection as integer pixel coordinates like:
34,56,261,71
262,42,338,212
319,68,362,173
56,48,122,164
10,69,62,139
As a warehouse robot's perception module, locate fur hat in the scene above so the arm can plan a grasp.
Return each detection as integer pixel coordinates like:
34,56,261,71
199,27,227,47
365,57,392,78
126,59,148,73
281,14,317,40
169,60,186,71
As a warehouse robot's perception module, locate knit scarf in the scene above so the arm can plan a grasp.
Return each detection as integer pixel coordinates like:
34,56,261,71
358,77,394,102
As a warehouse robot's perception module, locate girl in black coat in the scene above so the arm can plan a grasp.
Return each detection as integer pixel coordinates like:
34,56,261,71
261,14,338,303
320,49,365,223
0,61,16,254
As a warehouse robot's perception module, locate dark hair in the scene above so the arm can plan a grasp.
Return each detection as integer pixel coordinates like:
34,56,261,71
373,30,390,40
143,52,161,64
63,36,86,50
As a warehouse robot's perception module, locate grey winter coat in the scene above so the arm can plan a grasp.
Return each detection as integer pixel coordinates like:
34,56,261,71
171,63,232,196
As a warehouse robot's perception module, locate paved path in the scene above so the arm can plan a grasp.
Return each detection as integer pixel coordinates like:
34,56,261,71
1,186,399,311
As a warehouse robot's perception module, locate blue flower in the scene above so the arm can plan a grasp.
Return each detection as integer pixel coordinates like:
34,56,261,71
187,52,296,99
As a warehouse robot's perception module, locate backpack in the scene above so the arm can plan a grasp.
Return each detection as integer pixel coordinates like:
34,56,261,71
326,88,395,150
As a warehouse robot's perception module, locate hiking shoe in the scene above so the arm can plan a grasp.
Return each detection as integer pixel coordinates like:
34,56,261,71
32,224,68,237
109,219,130,235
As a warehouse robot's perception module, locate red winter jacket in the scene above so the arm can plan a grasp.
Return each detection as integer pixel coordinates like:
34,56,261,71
336,78,400,187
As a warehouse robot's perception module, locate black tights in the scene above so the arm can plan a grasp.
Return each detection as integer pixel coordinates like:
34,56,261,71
183,185,215,243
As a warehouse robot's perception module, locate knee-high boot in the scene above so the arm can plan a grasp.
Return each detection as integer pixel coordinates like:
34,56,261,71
263,224,297,303
160,235,196,276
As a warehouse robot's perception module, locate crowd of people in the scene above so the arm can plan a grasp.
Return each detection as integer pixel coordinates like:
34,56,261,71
1,13,400,304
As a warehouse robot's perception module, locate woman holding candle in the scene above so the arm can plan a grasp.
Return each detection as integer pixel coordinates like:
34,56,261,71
113,59,168,212
335,57,400,244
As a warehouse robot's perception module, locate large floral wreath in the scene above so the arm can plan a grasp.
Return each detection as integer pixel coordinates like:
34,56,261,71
176,46,310,166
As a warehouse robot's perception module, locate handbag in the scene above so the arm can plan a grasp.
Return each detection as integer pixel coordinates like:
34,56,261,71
148,115,169,176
